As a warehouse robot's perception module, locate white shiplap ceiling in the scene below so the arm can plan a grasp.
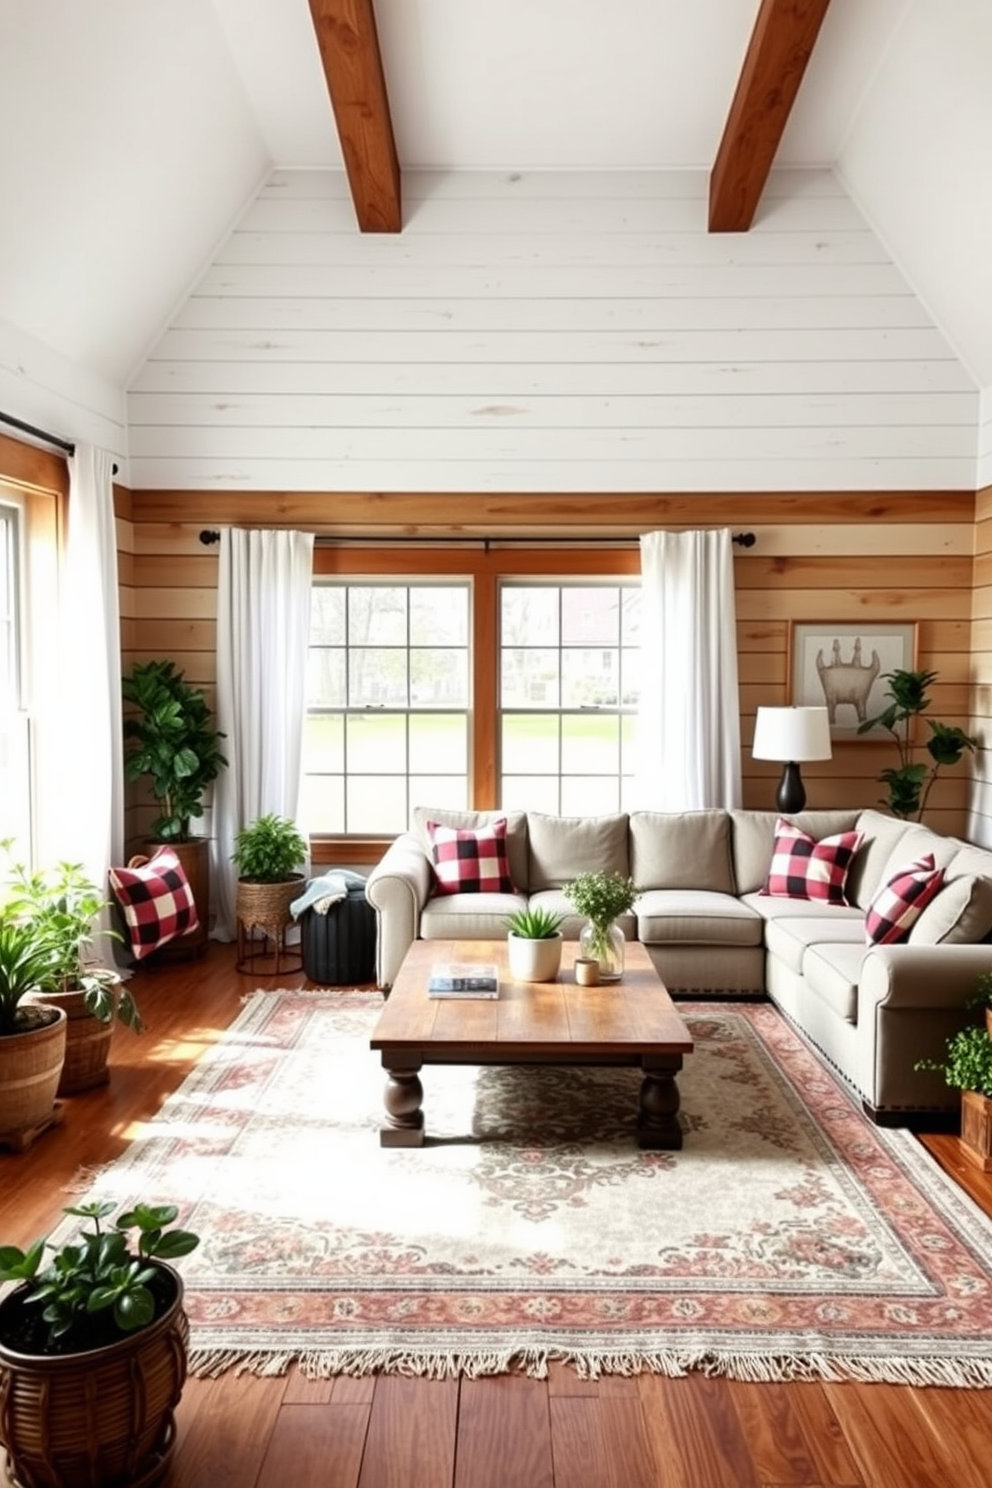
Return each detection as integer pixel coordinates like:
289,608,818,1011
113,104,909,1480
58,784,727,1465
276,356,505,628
1,0,991,394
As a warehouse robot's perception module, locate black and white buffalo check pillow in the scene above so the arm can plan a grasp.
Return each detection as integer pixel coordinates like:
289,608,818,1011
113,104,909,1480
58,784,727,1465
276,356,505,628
865,852,945,945
760,817,863,906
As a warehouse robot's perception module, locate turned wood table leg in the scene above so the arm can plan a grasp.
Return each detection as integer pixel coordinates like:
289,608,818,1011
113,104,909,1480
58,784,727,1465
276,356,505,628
381,1066,425,1147
637,1055,684,1149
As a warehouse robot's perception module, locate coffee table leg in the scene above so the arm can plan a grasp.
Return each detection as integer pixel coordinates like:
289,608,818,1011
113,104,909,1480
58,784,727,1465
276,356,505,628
381,1065,425,1147
638,1055,683,1149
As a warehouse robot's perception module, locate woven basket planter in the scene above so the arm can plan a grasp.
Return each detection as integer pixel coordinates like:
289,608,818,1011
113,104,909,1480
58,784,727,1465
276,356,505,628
0,1008,67,1142
235,876,304,975
0,1263,189,1488
28,984,119,1095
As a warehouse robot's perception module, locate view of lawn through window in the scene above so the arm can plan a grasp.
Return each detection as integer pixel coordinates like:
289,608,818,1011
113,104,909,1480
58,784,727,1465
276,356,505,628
302,576,641,834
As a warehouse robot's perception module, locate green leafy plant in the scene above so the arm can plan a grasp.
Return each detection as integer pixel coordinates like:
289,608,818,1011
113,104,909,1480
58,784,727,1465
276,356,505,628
504,905,566,940
0,916,62,1036
858,667,976,821
915,1024,992,1097
0,1199,199,1352
122,659,227,843
966,968,992,1013
563,870,640,930
1,850,141,1031
231,813,308,882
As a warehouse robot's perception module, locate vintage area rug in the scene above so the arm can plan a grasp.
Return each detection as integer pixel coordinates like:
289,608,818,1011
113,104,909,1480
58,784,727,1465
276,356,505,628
55,991,992,1385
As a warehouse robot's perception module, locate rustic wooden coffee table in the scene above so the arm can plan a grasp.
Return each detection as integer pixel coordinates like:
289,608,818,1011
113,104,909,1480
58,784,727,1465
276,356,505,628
370,939,694,1150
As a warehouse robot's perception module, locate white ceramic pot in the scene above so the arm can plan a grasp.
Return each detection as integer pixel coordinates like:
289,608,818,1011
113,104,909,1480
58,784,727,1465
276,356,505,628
507,932,563,983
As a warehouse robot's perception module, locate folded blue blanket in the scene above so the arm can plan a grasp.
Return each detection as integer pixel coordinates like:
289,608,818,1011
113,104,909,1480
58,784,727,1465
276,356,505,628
290,869,367,918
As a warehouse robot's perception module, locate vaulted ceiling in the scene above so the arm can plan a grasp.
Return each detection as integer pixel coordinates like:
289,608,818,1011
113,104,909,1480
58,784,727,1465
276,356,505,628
1,1,991,401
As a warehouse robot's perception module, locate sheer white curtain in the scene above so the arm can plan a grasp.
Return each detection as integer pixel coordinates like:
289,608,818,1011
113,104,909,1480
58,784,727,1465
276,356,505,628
211,529,315,939
48,445,122,877
635,528,742,810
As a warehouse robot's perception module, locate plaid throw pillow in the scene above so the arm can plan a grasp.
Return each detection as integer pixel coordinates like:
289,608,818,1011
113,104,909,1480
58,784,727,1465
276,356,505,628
108,848,199,960
426,817,515,895
760,818,863,906
865,852,946,945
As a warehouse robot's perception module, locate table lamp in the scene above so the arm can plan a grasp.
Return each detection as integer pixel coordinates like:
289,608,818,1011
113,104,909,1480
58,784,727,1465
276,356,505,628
752,705,832,813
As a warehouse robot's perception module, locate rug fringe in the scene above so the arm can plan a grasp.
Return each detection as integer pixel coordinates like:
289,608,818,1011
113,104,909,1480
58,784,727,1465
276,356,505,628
185,1346,992,1389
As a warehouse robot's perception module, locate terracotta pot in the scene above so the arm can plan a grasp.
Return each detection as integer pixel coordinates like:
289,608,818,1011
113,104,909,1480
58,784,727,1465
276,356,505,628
0,1262,189,1488
0,1007,67,1142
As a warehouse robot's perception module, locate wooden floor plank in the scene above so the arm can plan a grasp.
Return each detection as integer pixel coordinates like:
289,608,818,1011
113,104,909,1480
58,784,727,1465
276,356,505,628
637,1374,762,1488
903,1380,992,1488
821,1383,952,1488
169,1374,288,1488
358,1376,458,1488
455,1376,554,1488
548,1398,613,1488
727,1379,824,1485
785,1382,864,1487
257,1402,369,1488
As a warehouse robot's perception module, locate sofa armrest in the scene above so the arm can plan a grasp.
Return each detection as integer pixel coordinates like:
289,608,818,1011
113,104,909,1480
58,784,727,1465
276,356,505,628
859,944,992,1012
365,832,434,989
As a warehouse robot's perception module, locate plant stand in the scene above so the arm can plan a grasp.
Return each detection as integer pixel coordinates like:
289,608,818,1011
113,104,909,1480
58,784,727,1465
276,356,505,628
0,1101,64,1154
235,879,303,977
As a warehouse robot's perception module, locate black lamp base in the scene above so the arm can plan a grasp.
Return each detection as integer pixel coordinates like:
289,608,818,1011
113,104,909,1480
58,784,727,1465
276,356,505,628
775,760,807,814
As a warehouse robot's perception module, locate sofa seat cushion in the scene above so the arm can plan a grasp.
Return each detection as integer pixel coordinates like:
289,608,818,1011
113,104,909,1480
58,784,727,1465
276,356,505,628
801,942,867,1024
629,811,734,893
741,889,864,924
765,915,866,977
420,891,526,940
636,890,763,946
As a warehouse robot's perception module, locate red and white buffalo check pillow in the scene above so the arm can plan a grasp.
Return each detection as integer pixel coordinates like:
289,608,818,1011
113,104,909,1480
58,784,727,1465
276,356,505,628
865,852,946,945
426,817,516,896
108,847,199,960
760,817,863,906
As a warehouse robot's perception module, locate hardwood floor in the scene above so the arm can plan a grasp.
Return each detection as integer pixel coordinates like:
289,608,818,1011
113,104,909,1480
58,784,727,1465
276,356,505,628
2,944,991,1488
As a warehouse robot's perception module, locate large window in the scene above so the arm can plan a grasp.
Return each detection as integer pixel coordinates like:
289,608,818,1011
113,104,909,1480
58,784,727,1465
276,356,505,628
302,581,471,833
0,497,31,857
500,582,641,814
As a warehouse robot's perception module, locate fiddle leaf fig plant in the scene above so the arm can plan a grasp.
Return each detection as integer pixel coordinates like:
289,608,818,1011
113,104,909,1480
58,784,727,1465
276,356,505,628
857,667,976,821
122,660,227,843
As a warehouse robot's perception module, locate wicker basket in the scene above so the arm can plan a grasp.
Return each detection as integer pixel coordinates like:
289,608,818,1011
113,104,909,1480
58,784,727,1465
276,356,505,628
28,985,117,1095
235,876,304,975
0,1008,67,1140
0,1264,189,1488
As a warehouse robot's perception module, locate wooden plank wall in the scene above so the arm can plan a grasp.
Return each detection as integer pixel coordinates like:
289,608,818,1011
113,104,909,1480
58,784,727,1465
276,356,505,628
127,488,976,842
969,482,992,847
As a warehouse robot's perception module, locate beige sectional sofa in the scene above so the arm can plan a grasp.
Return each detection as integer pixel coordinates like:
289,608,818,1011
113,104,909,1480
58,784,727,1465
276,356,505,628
365,805,992,1123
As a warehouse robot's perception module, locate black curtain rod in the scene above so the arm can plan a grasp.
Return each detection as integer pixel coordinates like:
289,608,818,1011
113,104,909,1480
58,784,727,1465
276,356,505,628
0,410,119,476
199,530,757,549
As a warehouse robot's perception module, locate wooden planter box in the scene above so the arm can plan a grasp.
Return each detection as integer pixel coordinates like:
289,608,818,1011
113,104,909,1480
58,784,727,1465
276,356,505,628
960,1090,992,1172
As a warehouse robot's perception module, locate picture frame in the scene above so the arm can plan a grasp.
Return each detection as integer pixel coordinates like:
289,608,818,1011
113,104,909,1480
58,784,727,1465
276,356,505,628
788,622,918,742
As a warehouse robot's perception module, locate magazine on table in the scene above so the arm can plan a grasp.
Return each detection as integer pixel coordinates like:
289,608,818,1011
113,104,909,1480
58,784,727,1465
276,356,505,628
428,961,500,998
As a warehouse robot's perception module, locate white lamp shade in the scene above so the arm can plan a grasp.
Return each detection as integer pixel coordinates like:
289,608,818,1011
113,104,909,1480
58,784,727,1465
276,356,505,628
752,706,832,762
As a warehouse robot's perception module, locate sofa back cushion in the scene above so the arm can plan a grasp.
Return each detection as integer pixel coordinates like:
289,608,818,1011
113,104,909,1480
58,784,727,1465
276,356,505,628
730,810,861,895
847,809,916,909
629,811,734,892
413,806,528,893
526,811,629,891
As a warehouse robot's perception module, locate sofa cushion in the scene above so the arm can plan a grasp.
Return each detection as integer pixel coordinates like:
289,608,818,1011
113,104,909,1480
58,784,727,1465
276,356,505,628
741,889,864,924
848,810,916,909
801,941,865,1024
414,806,528,893
425,817,516,895
420,891,526,940
908,873,992,945
629,811,734,893
877,824,958,884
527,811,629,891
760,818,863,906
730,810,861,895
865,852,945,945
765,914,866,976
636,889,763,946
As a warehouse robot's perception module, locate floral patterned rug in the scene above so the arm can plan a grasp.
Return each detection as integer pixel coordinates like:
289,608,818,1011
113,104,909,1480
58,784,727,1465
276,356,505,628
66,991,992,1384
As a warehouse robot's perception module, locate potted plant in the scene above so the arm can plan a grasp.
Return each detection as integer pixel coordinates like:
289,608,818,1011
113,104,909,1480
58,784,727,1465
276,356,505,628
916,1023,992,1170
504,905,566,983
0,1198,199,1488
563,870,641,983
0,915,67,1148
857,667,976,820
121,659,228,951
232,814,308,972
2,853,142,1093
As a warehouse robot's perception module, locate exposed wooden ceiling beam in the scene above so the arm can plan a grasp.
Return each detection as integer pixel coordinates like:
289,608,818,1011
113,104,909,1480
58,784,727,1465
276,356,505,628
709,0,832,233
308,0,401,232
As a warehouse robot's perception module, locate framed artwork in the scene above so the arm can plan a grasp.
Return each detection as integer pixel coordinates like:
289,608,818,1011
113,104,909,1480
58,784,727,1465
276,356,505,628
788,622,918,742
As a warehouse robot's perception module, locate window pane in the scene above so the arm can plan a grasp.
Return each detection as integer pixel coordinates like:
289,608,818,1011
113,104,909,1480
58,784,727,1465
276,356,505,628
410,586,467,645
501,714,559,773
561,586,620,646
307,649,346,707
410,714,466,773
299,773,344,834
350,648,407,705
410,774,467,811
501,586,558,645
349,586,407,644
561,648,620,707
310,586,345,644
501,648,559,708
303,713,344,772
347,776,407,833
410,648,467,706
561,776,621,815
347,712,406,771
502,775,560,813
562,714,619,773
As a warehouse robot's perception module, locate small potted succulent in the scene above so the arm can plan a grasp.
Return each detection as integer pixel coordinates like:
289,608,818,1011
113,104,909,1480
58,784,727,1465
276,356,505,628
563,870,641,983
0,1198,199,1488
504,905,566,982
